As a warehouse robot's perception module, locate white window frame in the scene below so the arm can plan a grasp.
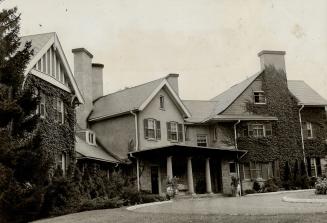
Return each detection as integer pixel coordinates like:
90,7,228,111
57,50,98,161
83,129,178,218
87,131,96,145
40,93,46,118
252,124,265,138
197,134,208,147
148,119,156,139
55,98,64,124
170,122,178,141
159,95,165,110
213,126,218,141
310,158,318,177
254,91,266,104
306,122,313,138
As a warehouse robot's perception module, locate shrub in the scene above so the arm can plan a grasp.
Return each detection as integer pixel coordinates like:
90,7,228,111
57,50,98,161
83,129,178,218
244,189,255,195
79,197,124,212
263,178,279,193
315,178,327,195
253,180,262,192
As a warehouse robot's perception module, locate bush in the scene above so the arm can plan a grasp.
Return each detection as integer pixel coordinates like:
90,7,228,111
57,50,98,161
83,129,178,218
244,189,255,195
253,180,262,192
263,178,279,193
79,197,124,212
315,178,327,195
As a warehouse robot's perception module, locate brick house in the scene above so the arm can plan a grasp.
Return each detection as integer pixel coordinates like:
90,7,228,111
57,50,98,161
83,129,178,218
19,32,84,176
73,48,327,195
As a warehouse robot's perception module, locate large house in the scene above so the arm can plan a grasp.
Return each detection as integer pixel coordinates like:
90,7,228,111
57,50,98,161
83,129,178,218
19,32,84,176
73,48,327,195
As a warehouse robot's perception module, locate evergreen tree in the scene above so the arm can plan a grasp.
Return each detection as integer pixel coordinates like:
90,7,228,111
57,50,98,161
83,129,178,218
0,7,48,223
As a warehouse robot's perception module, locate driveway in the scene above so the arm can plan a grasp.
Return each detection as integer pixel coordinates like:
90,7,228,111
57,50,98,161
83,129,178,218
134,190,327,215
35,190,327,223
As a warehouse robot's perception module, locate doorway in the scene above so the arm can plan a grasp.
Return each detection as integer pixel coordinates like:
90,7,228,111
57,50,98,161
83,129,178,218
151,166,159,194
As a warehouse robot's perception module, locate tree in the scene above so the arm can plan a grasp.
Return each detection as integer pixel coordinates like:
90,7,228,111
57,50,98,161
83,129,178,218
0,7,48,223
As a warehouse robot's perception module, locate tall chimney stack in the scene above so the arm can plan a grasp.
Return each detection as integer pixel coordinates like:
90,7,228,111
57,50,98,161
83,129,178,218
72,48,94,129
166,73,179,95
258,50,287,82
91,63,104,100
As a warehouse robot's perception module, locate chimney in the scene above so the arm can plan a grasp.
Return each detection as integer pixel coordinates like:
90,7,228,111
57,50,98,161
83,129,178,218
72,48,93,129
91,63,104,100
166,73,179,95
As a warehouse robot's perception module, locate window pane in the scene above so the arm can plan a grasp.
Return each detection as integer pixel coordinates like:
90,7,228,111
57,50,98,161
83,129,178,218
197,135,207,147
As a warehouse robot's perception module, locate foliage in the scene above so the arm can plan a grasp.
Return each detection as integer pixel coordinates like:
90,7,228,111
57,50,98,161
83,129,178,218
253,180,262,192
315,178,327,195
263,178,279,193
0,7,49,223
238,66,327,187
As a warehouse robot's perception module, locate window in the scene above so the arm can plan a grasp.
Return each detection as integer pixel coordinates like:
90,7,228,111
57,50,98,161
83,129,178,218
167,122,183,142
248,124,272,138
40,93,46,118
87,131,96,145
306,122,313,138
144,119,161,140
248,162,274,180
54,98,64,124
307,157,321,177
254,91,266,104
229,162,236,174
57,153,68,176
159,95,165,110
197,135,207,147
241,163,251,180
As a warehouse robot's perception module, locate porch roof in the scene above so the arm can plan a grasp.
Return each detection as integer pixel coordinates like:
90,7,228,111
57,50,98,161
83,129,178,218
203,114,278,123
129,144,246,158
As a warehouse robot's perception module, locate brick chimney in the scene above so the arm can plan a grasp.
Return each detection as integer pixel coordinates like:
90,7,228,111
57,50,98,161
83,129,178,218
91,63,104,101
72,48,94,129
166,73,179,95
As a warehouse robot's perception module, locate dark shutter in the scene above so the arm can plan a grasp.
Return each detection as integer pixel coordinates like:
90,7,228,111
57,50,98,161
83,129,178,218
156,120,161,140
167,122,171,141
265,123,272,136
178,124,183,142
144,119,149,139
307,158,311,177
317,158,322,176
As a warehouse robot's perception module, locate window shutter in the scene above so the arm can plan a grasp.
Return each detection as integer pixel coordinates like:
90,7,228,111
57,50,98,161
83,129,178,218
317,158,322,176
144,119,149,139
248,124,253,136
178,124,183,142
156,120,161,140
167,122,171,141
265,123,272,136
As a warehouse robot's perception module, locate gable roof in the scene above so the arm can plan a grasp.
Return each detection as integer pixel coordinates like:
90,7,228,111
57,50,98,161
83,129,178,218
75,136,120,163
89,76,191,121
19,32,84,104
288,80,327,106
183,100,219,123
210,71,262,115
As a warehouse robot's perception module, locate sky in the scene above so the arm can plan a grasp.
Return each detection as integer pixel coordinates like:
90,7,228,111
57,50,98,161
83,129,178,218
1,0,327,100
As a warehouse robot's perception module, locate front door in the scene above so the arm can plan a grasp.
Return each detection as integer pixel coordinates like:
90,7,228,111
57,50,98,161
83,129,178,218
151,166,159,194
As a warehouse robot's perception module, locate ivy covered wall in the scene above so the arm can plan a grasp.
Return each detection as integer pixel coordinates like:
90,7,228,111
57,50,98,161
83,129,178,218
237,66,327,178
24,75,76,177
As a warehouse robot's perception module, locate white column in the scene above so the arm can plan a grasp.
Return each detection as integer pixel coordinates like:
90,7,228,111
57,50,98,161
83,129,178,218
205,158,213,194
187,157,195,195
136,159,140,191
167,156,173,181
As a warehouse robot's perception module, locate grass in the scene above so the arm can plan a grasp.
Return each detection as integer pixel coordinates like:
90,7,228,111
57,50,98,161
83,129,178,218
34,208,327,223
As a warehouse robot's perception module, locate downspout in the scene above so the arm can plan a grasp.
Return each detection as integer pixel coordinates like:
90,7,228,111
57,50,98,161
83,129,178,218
130,110,140,191
299,105,309,177
234,120,242,195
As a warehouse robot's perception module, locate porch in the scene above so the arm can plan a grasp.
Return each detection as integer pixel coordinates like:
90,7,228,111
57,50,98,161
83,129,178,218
129,145,246,195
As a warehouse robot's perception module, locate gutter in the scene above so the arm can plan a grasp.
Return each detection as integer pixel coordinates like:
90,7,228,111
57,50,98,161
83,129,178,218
234,120,243,195
299,104,309,177
130,110,140,191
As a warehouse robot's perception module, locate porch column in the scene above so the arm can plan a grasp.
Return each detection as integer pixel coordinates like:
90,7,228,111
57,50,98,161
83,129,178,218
167,156,173,181
187,157,195,195
205,158,213,194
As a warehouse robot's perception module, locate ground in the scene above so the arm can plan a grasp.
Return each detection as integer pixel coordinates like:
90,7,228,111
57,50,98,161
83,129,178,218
35,190,327,223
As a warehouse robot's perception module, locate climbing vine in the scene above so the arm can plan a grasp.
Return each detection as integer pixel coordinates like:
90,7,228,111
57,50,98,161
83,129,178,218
238,66,327,178
24,75,76,177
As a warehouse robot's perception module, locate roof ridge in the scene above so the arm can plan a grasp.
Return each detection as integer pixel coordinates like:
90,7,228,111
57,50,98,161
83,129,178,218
93,76,165,103
20,32,55,38
183,99,219,102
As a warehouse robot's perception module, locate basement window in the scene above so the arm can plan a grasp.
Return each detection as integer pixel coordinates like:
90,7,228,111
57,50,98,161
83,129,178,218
254,91,266,104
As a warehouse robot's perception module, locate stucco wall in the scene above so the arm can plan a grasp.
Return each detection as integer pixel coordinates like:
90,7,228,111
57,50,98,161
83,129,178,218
185,123,235,148
138,88,185,149
90,114,135,159
223,76,264,115
221,159,233,194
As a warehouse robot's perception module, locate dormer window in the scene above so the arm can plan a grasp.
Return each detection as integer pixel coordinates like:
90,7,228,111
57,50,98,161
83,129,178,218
159,95,165,110
254,91,266,104
87,131,96,145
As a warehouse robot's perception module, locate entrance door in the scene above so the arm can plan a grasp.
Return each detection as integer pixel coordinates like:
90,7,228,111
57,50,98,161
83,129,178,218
151,166,159,194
